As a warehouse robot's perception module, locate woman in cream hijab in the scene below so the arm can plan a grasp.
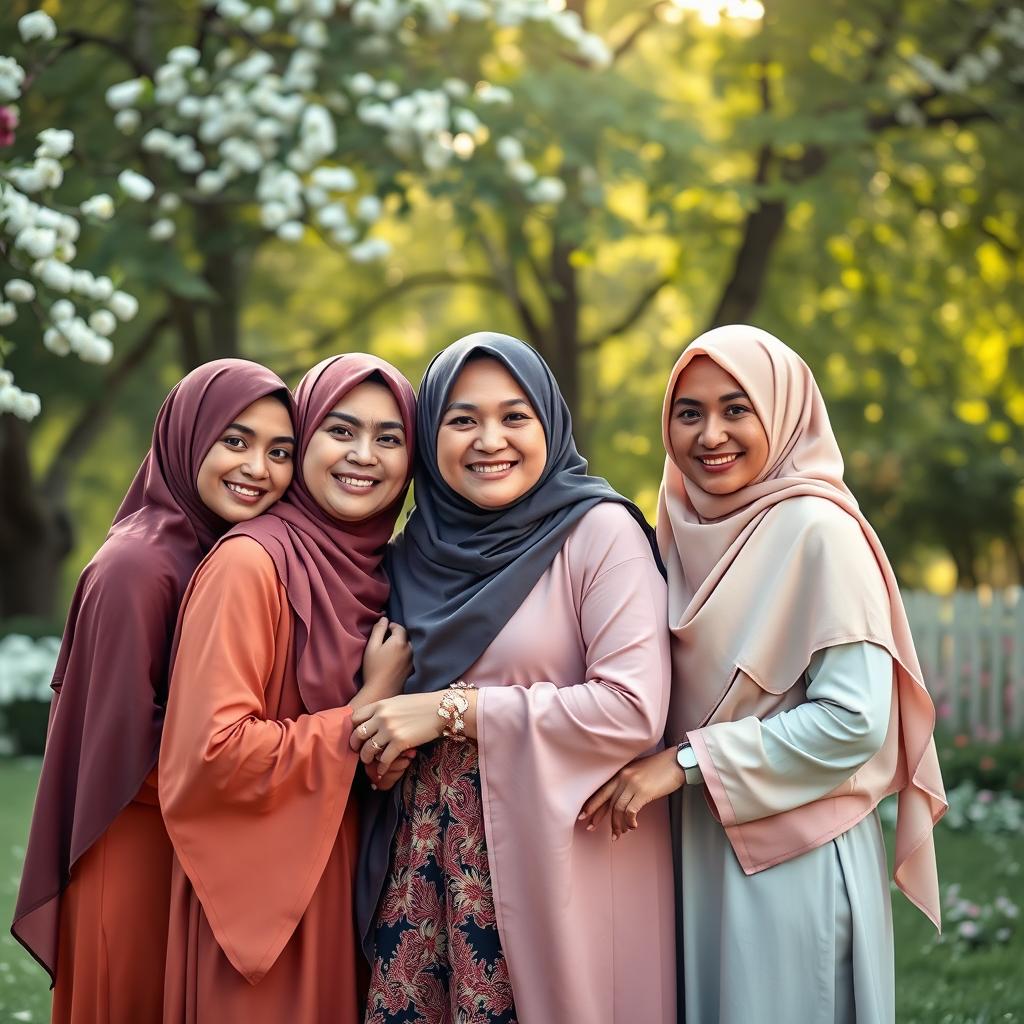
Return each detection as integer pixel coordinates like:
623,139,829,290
583,325,946,1023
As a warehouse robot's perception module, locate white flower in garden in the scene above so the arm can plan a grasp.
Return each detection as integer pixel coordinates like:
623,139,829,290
117,169,155,202
43,326,71,355
90,275,114,301
0,383,42,421
18,11,59,43
260,202,288,230
78,333,114,364
149,219,176,241
349,72,376,97
0,57,26,103
109,290,139,322
35,157,65,189
142,128,175,154
37,258,74,292
348,237,392,263
454,109,481,135
496,136,524,163
311,166,357,192
6,165,46,193
315,203,349,230
80,194,115,220
4,279,37,303
444,78,470,99
299,20,329,49
242,7,275,33
507,159,537,185
35,128,74,159
114,109,141,134
50,299,74,322
16,226,58,258
300,104,336,161
476,83,512,105
356,194,382,222
159,193,181,213
577,33,612,69
88,309,117,336
531,176,566,204
377,81,400,101
167,45,201,68
0,302,17,326
276,221,304,241
105,78,146,111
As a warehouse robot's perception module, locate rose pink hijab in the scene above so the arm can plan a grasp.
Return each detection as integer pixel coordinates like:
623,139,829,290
12,359,291,980
657,324,946,927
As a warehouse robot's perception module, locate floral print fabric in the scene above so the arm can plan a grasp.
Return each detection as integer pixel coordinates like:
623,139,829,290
366,740,517,1024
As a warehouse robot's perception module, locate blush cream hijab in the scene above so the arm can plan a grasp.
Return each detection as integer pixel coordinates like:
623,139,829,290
657,324,946,928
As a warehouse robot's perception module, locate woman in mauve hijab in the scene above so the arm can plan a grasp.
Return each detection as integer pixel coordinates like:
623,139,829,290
352,333,676,1024
159,354,416,1022
12,359,295,1023
583,325,947,1024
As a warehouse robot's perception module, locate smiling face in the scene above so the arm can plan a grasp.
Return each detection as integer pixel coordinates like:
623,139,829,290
436,356,547,509
301,379,409,523
196,394,295,521
668,355,770,495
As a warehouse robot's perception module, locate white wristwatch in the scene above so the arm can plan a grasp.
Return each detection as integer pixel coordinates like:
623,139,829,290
676,741,701,786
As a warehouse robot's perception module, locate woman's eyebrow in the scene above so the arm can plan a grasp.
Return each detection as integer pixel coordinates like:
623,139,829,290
326,411,405,432
444,398,529,413
673,391,749,409
229,421,296,445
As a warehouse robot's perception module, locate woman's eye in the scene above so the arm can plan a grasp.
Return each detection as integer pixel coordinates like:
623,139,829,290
223,436,246,448
329,426,352,439
446,416,474,427
378,435,403,447
677,410,699,423
270,448,293,460
726,404,750,416
505,413,528,423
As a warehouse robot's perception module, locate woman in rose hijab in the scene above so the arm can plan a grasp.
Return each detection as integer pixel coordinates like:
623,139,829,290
353,333,676,1024
583,325,947,1024
12,359,295,1023
159,354,416,1022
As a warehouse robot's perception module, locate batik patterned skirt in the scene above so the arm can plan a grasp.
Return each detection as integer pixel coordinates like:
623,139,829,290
366,739,517,1024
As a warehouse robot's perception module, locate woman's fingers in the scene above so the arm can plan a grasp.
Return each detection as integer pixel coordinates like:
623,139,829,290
579,778,618,829
376,738,407,772
351,702,376,728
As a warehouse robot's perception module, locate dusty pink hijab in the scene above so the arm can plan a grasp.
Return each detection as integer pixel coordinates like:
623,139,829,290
657,324,946,927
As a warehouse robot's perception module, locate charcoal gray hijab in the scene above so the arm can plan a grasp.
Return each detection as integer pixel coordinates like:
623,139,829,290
357,331,659,954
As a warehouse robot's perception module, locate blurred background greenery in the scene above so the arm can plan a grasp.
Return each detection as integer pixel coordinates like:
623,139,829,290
1,0,1022,632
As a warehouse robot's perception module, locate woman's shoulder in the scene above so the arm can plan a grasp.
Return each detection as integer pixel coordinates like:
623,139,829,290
566,501,658,581
766,494,866,546
200,534,278,580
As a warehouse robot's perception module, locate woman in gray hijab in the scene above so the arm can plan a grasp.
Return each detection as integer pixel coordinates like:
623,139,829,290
353,334,676,1024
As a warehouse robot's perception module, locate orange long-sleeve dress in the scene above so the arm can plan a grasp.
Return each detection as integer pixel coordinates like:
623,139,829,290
159,536,363,1023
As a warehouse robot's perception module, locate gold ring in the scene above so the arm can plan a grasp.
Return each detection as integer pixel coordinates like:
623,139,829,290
359,724,368,738
370,738,383,752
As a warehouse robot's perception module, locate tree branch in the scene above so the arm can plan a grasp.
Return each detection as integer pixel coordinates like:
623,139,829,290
40,312,173,503
474,230,547,348
56,31,152,77
582,274,672,351
609,3,663,63
275,271,505,379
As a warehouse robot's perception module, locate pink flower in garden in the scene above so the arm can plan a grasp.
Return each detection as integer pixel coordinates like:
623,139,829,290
966,903,981,918
937,700,952,721
958,921,980,939
0,105,19,147
977,789,994,804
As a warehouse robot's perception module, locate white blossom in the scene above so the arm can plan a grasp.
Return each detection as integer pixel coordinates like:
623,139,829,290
496,136,524,163
16,226,58,258
37,258,74,292
18,11,58,43
105,78,146,111
311,166,357,192
0,57,26,103
196,170,227,194
149,218,176,241
356,194,382,222
531,176,566,203
90,276,114,301
89,309,117,336
0,382,42,421
43,326,71,355
242,7,275,33
50,299,75,322
118,169,156,202
0,302,17,326
348,237,392,262
114,109,141,134
35,128,74,159
109,290,139,322
4,279,36,303
507,159,537,185
167,45,202,68
79,193,115,222
276,220,304,241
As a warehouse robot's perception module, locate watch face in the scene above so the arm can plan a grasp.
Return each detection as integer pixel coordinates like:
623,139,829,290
677,744,697,770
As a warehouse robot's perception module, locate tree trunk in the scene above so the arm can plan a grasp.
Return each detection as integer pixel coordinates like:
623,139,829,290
546,236,585,447
200,204,241,359
0,416,72,622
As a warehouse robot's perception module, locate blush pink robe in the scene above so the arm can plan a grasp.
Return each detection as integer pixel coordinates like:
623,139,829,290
469,503,676,1024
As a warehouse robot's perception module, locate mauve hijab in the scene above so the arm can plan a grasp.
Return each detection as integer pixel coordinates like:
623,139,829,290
12,359,291,980
357,331,658,952
221,354,416,711
658,324,946,926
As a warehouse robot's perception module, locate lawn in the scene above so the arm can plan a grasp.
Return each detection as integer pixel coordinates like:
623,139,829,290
0,759,1022,1023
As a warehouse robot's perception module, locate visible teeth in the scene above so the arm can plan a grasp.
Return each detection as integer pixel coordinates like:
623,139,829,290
470,462,513,474
701,455,739,466
338,475,374,489
226,482,261,497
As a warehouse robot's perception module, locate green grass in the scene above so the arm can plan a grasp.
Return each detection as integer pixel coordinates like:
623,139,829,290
0,761,1022,1023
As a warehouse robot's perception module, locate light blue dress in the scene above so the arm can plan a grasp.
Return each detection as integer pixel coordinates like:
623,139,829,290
673,641,895,1024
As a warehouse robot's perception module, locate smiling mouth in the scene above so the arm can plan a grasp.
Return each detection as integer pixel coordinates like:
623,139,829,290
696,453,742,468
332,473,379,491
224,481,266,499
467,461,518,476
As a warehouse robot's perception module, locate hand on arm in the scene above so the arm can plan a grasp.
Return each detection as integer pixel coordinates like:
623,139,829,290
349,688,479,771
579,747,685,839
350,617,412,712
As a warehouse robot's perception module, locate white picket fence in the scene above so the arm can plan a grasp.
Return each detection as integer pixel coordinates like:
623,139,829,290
903,587,1024,739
